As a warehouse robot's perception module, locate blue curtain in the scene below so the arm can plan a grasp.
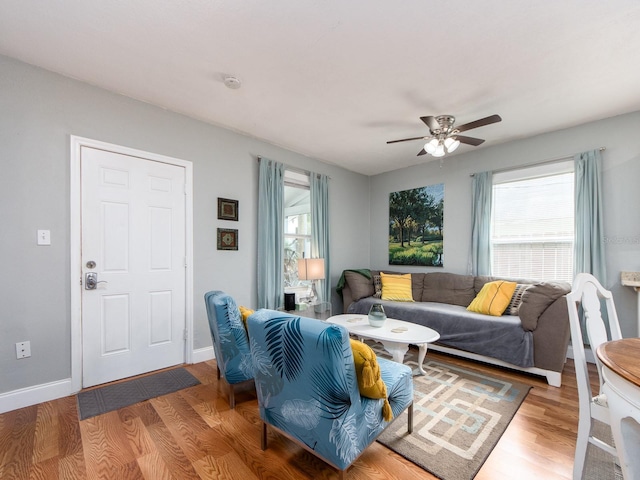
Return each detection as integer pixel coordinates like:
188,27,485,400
310,172,330,303
469,171,493,275
574,149,606,282
257,158,284,309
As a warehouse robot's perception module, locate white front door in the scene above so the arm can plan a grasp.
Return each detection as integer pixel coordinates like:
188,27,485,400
81,146,186,387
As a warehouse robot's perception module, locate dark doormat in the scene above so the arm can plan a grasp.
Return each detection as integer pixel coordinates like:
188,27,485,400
77,367,200,420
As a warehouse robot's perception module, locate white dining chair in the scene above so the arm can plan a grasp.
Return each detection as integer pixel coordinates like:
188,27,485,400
567,273,622,480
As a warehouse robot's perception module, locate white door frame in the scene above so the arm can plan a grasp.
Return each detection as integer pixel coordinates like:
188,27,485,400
69,135,194,392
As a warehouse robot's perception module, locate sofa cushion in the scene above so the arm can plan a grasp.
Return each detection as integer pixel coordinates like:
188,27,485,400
474,275,497,294
380,272,414,302
467,280,517,316
410,273,425,302
344,270,375,301
422,272,476,306
519,282,571,331
373,274,382,298
506,284,529,316
347,297,534,368
350,339,393,421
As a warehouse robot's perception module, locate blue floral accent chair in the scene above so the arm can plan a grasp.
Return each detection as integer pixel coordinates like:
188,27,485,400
204,291,254,408
247,309,414,479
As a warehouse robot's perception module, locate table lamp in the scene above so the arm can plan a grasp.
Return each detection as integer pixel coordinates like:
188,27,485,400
298,258,325,303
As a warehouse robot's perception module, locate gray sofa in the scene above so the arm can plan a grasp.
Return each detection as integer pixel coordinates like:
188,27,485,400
338,270,571,386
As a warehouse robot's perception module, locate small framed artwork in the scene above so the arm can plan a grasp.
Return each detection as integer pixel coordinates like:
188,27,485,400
217,228,238,250
218,197,239,221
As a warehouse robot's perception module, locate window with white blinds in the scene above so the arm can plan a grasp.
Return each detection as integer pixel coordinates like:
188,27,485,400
491,161,574,282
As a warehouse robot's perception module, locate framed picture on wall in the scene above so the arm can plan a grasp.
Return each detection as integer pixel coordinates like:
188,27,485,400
218,197,239,221
389,183,444,267
217,228,238,250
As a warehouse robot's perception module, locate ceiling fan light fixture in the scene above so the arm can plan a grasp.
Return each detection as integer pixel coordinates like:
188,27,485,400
387,113,501,158
445,137,460,153
433,143,445,157
424,139,438,154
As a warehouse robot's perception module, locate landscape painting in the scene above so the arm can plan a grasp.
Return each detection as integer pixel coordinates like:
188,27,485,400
389,183,444,266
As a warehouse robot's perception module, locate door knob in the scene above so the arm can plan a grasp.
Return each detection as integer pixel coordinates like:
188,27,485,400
85,272,108,290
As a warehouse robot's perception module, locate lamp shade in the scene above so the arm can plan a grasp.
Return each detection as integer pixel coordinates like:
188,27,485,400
298,258,325,281
444,137,460,153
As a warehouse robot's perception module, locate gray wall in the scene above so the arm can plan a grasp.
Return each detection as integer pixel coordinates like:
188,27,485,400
2,51,638,401
0,55,371,394
370,112,640,337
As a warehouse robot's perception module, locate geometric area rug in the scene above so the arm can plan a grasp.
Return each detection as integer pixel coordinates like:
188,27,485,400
374,345,531,480
77,367,200,420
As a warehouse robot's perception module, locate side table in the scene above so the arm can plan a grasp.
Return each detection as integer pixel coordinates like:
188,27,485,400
281,301,332,321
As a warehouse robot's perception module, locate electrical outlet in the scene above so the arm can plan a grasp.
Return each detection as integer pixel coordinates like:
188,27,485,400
16,341,31,359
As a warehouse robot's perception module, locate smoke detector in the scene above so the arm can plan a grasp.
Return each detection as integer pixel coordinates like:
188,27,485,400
223,75,241,89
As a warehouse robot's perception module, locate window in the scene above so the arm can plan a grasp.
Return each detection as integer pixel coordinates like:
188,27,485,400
491,161,574,282
284,170,311,289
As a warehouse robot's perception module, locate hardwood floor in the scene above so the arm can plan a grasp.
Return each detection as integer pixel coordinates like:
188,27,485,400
0,352,593,479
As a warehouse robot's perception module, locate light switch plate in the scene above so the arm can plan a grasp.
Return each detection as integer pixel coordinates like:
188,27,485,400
37,229,51,245
621,271,640,287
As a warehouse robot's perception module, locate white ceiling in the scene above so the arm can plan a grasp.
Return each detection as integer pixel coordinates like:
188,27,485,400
2,1,640,176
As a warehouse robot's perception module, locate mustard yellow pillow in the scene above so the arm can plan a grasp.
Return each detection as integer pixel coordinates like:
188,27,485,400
380,272,414,302
238,306,255,330
467,281,517,316
350,339,393,421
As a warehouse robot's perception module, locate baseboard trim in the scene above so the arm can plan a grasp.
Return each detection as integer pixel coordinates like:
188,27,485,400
566,344,596,364
0,348,216,415
191,346,215,364
0,378,75,415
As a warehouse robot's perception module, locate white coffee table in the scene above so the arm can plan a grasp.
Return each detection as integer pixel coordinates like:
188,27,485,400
326,314,440,375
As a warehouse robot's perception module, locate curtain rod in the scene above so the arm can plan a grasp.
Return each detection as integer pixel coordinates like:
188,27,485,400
470,147,606,177
257,156,331,179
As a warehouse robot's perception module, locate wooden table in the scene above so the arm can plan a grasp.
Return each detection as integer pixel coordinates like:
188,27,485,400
326,314,440,375
596,338,640,479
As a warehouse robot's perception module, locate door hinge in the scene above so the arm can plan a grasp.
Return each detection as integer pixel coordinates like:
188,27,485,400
183,329,188,340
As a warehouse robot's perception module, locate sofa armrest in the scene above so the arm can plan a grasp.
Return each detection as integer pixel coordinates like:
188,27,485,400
342,284,355,313
531,296,571,372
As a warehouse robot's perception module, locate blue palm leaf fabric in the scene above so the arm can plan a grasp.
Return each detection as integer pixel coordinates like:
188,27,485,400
247,309,414,472
204,291,253,385
264,316,304,382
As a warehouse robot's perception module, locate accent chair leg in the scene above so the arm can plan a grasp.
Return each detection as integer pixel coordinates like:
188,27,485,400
338,468,345,480
228,384,236,409
407,402,414,434
261,422,268,451
216,365,220,380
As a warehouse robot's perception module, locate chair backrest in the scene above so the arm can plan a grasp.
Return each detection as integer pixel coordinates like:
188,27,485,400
247,309,365,469
204,291,253,384
567,273,622,399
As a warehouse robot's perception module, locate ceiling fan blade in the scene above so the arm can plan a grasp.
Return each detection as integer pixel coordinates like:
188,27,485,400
387,135,427,144
456,135,485,146
455,114,502,133
420,116,440,133
417,148,427,156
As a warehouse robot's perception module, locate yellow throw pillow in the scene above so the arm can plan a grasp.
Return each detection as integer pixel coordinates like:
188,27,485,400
350,339,393,421
467,280,517,316
238,306,255,331
380,272,414,302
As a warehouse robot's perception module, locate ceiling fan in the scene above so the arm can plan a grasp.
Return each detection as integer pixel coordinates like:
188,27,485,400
387,114,502,157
